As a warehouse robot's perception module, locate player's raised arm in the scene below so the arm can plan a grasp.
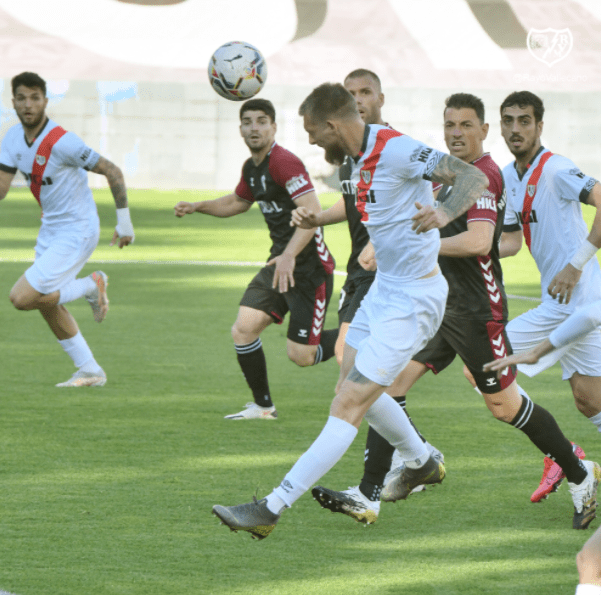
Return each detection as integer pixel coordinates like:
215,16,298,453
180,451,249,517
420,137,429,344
548,182,601,304
0,169,15,200
412,154,488,233
174,193,252,219
90,156,134,248
290,197,346,229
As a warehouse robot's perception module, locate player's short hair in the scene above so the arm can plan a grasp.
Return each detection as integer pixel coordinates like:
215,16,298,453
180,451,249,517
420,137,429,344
500,91,544,123
299,83,359,123
344,69,382,93
239,98,276,123
11,72,46,96
444,93,485,124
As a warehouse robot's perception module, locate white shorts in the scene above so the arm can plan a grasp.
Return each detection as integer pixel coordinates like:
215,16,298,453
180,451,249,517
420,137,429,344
25,226,100,294
507,300,601,380
346,272,448,386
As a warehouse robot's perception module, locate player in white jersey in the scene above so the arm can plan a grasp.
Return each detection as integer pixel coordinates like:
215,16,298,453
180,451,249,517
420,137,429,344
499,92,601,425
0,72,135,387
212,82,488,540
495,91,601,524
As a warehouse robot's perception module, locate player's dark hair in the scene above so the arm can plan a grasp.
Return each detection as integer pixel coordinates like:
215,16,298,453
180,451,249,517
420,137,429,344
299,83,359,123
344,69,382,93
240,98,276,123
444,93,485,124
500,91,544,123
11,72,47,97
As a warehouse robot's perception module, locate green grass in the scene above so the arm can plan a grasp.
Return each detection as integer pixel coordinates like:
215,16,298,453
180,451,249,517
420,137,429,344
1,188,600,595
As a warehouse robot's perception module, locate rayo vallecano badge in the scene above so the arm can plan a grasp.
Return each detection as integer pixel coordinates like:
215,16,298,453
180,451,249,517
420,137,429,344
360,170,371,184
527,28,573,67
35,155,46,166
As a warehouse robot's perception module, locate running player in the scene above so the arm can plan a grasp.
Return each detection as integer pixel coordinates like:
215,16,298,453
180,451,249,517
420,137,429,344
498,91,601,430
0,71,135,387
212,82,488,539
291,70,443,522
309,93,596,530
174,98,337,420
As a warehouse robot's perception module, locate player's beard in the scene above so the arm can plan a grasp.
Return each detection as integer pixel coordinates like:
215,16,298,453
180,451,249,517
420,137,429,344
324,142,346,167
18,110,45,131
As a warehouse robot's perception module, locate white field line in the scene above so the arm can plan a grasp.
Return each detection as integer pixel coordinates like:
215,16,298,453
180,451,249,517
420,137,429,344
0,257,541,302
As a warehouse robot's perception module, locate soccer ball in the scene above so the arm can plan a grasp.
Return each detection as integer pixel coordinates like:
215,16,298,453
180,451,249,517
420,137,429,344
208,41,267,101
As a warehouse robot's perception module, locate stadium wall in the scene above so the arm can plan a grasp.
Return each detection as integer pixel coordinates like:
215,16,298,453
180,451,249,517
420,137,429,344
1,80,600,191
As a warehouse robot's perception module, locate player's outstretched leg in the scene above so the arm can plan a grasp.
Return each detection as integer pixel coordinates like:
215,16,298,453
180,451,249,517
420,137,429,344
531,443,586,503
570,460,601,530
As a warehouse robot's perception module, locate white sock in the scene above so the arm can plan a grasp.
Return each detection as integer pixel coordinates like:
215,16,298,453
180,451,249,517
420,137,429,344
364,393,429,466
58,276,96,305
576,585,601,594
267,416,358,512
588,411,601,433
58,332,102,372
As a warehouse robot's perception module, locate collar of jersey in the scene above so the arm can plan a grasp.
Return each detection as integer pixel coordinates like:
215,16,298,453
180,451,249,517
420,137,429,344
23,117,50,149
514,145,546,181
353,124,371,163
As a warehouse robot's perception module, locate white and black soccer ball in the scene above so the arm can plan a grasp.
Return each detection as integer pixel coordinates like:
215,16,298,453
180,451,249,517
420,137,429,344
208,41,267,101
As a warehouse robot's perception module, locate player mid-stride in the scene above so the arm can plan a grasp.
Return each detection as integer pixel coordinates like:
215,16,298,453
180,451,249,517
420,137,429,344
0,72,135,387
174,98,337,419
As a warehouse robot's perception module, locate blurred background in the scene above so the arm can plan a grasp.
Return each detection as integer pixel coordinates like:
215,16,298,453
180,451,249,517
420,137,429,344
0,0,599,191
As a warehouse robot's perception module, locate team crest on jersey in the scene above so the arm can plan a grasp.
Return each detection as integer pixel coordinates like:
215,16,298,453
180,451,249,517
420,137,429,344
527,184,536,197
360,170,371,185
35,155,46,166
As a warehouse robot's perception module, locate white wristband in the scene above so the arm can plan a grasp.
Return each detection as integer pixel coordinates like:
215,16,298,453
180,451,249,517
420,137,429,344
569,239,597,270
116,207,135,243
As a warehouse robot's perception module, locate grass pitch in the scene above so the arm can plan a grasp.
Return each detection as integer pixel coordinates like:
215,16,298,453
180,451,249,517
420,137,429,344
1,188,600,595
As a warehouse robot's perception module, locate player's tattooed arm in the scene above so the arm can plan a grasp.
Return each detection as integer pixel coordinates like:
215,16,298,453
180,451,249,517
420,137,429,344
91,156,128,208
412,155,488,234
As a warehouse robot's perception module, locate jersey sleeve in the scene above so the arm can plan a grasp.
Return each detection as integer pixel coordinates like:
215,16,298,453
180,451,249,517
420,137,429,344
467,162,502,225
0,130,17,173
391,135,446,182
234,167,254,203
53,131,100,171
552,159,599,204
268,147,315,200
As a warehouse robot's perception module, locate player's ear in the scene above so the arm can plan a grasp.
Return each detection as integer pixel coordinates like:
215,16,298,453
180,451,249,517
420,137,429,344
379,93,385,108
481,122,489,140
537,120,544,137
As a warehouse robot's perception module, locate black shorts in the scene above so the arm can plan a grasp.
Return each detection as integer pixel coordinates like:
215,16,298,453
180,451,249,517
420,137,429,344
338,274,375,326
240,264,334,345
413,314,517,394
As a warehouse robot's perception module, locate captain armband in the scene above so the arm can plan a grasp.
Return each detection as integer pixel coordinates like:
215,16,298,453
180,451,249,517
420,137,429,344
569,239,597,270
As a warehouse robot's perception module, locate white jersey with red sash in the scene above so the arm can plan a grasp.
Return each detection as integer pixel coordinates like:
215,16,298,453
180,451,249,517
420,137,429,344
503,147,601,310
0,118,100,235
351,124,445,281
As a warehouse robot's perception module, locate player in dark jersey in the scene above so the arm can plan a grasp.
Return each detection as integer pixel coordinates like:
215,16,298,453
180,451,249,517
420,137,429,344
310,93,591,530
174,98,337,420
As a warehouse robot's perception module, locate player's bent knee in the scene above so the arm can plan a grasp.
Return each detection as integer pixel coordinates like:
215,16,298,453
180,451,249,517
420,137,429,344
287,343,316,367
9,290,36,311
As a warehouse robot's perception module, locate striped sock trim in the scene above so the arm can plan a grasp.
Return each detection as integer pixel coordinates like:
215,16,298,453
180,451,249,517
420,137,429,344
234,338,262,355
512,395,534,430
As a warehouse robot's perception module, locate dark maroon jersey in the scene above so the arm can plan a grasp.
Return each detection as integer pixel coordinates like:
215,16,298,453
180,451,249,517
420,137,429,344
437,153,508,320
235,143,335,279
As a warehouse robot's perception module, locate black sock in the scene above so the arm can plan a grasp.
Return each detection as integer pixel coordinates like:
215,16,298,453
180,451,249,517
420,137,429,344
360,425,394,500
313,329,338,364
510,395,586,484
395,396,427,444
235,338,273,408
